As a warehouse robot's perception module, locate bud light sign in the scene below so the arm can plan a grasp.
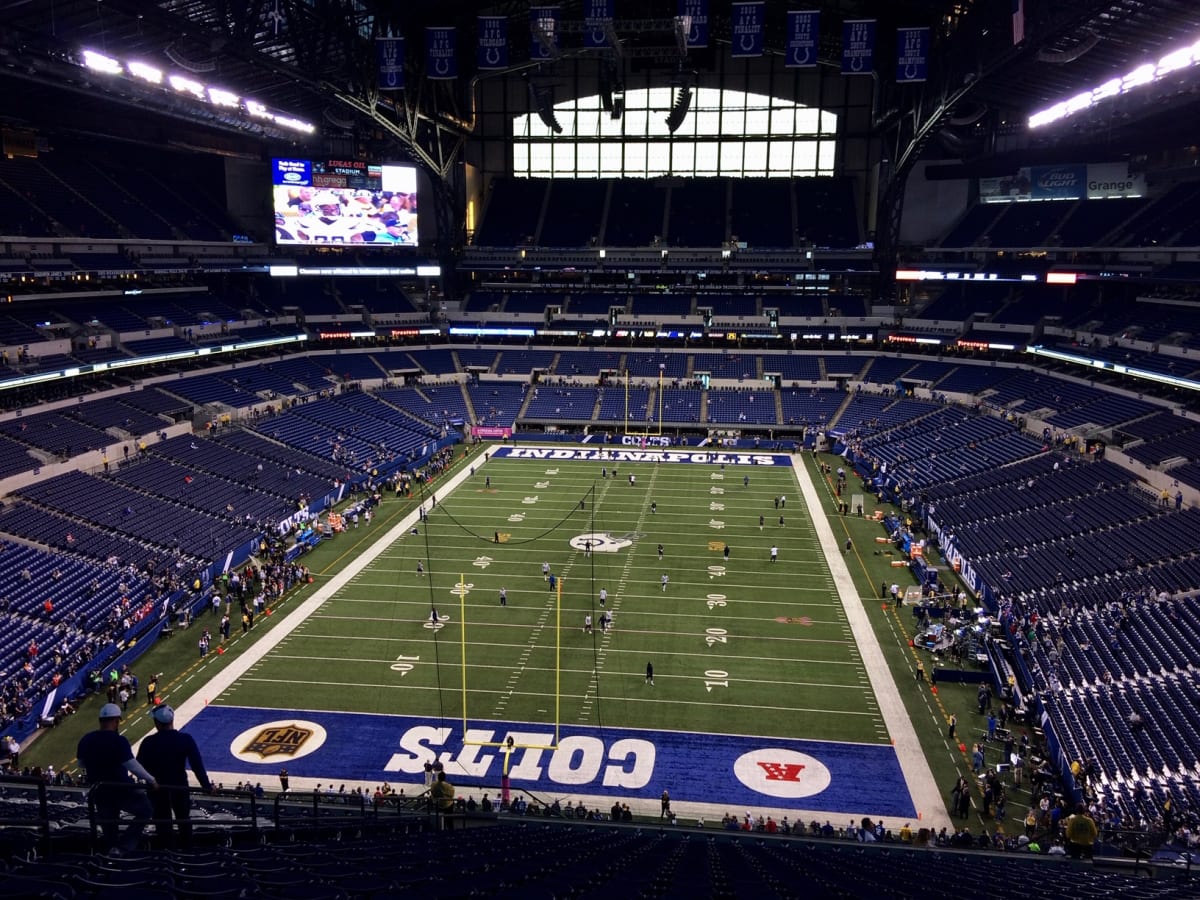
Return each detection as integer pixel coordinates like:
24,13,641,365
1030,164,1085,200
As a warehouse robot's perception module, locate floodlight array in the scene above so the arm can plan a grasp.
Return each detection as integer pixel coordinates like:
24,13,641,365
1028,37,1200,129
80,48,315,135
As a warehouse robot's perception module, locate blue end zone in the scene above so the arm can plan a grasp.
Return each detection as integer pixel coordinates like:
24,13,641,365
492,446,794,466
184,706,916,819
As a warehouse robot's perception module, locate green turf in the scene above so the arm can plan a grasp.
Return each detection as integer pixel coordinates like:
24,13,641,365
26,445,1026,829
217,455,887,747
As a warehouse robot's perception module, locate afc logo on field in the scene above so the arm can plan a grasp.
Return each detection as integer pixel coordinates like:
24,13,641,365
733,748,832,799
230,719,328,764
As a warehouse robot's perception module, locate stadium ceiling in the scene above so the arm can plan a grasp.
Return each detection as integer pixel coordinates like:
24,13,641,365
0,1,1196,167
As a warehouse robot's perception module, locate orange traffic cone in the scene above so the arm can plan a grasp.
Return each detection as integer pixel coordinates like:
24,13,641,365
217,646,226,655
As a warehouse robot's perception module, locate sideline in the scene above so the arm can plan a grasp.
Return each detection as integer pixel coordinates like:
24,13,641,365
790,455,952,830
165,454,487,735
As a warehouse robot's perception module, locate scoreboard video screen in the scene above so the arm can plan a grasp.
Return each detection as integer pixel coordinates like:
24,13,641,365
272,158,419,247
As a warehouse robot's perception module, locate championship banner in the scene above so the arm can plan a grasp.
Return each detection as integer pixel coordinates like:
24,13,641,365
841,19,875,75
895,26,929,83
426,27,456,80
376,36,405,92
785,10,819,68
730,2,765,58
678,0,709,49
478,16,509,71
530,6,560,60
584,0,614,49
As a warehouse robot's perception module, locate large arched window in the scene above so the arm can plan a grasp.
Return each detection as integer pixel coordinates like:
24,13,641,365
512,87,837,179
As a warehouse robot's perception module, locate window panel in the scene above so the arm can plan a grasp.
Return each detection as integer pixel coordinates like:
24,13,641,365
623,142,648,177
694,141,720,176
721,108,745,135
670,141,695,175
793,141,818,176
553,142,575,175
693,108,720,135
818,140,837,175
621,107,648,136
576,142,600,177
511,89,837,180
743,142,768,175
770,107,794,134
719,142,744,176
767,141,793,176
599,142,623,177
745,107,770,134
646,142,672,178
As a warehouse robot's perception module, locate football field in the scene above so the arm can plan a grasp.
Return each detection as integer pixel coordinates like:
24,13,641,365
180,447,933,821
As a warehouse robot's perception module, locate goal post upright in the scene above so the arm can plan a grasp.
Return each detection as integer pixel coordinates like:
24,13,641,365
457,574,563,752
555,575,562,748
460,571,468,744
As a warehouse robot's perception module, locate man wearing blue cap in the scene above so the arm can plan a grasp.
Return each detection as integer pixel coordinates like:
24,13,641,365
136,704,213,849
76,702,157,853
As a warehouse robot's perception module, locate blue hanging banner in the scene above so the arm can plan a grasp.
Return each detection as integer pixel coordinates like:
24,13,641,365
678,0,709,49
478,16,508,71
785,10,820,68
841,19,875,75
376,36,405,92
530,6,560,60
895,27,930,83
730,2,765,58
426,27,456,80
584,0,614,49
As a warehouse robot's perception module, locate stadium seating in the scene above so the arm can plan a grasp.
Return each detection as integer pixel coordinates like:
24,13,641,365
597,387,649,422
940,203,1005,248
383,384,471,425
700,293,759,317
667,178,727,246
542,180,606,246
629,294,694,317
8,811,1193,899
794,177,859,248
495,349,557,374
691,352,760,380
655,388,703,424
706,388,777,425
605,180,667,246
474,177,545,245
553,350,623,376
730,178,794,248
624,351,688,379
523,386,600,421
465,383,528,428
1055,198,1147,247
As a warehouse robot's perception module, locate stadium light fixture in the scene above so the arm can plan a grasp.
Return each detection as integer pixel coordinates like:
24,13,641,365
169,74,206,100
76,47,315,136
207,87,240,108
82,50,122,75
1029,37,1200,129
127,61,163,84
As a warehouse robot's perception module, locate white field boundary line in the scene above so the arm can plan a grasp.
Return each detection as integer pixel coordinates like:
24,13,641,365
162,453,485,735
791,455,952,831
